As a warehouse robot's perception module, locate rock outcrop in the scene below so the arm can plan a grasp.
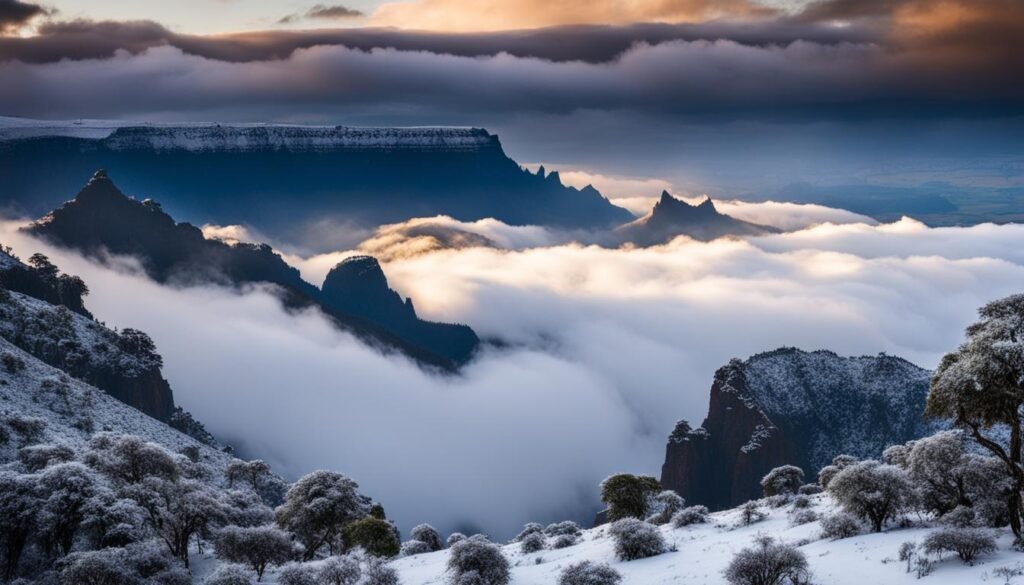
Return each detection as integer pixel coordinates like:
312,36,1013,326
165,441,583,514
25,171,479,369
661,348,938,510
616,191,777,246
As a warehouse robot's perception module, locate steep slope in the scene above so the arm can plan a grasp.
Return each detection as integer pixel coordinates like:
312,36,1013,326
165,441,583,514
615,191,777,245
660,348,938,510
322,256,478,365
0,119,633,240
24,171,479,369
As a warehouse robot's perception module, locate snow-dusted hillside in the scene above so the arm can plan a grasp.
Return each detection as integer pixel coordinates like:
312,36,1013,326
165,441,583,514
380,497,1018,585
0,334,233,475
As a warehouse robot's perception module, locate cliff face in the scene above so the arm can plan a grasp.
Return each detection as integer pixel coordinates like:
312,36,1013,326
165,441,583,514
661,348,937,510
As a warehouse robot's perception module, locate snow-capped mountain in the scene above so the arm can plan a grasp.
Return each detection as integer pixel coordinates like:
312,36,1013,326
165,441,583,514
0,117,633,240
661,348,939,510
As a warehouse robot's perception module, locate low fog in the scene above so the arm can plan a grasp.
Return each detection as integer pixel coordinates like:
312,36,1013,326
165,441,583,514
3,216,1024,539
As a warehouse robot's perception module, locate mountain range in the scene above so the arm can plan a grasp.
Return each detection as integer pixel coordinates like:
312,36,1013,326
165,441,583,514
23,171,479,370
0,118,633,245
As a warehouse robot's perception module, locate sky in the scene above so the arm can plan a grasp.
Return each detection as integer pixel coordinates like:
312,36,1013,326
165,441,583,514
1,0,1022,194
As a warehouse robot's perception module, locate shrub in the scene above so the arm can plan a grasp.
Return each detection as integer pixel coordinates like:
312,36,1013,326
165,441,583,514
791,496,811,510
817,455,858,488
738,502,767,527
671,505,710,528
646,490,685,525
545,521,582,537
723,535,809,585
204,564,256,585
343,517,401,557
410,523,444,551
789,510,818,526
607,518,665,561
820,513,861,540
277,563,318,585
520,532,546,554
827,460,914,532
551,534,578,549
400,540,432,557
941,505,976,528
599,474,662,521
558,561,623,585
1,352,25,374
446,538,510,585
898,541,917,573
447,533,467,547
513,522,544,543
361,558,399,585
923,528,997,565
797,484,822,496
761,466,804,497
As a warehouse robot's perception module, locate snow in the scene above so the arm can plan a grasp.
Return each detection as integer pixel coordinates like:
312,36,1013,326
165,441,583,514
0,116,496,151
379,496,1020,585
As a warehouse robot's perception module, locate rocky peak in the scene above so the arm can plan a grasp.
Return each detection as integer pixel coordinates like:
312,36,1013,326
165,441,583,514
660,348,939,510
651,192,718,221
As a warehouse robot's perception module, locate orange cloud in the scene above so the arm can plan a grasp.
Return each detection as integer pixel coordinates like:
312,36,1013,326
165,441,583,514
370,0,776,32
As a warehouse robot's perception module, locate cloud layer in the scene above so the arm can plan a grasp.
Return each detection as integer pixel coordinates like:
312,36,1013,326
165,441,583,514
4,216,1024,539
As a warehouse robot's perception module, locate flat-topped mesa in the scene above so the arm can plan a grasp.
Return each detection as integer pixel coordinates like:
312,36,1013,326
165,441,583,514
660,348,940,510
104,125,500,152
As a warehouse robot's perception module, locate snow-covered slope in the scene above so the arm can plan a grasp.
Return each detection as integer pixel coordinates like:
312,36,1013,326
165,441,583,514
385,497,1018,585
0,334,233,474
0,116,495,151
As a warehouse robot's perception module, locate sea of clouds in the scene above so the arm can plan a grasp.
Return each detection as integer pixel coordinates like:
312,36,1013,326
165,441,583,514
4,212,1024,539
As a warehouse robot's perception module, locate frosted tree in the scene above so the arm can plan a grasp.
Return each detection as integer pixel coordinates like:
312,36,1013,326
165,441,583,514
215,525,294,581
928,294,1024,539
723,535,809,585
828,460,914,532
0,470,39,581
36,462,99,556
126,476,228,567
816,455,858,489
410,523,443,551
226,460,272,492
760,466,804,497
205,563,256,585
446,537,510,585
275,471,369,559
84,433,179,485
599,474,662,521
647,491,685,525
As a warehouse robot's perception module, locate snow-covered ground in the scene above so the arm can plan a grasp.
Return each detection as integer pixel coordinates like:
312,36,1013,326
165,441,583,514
381,498,1019,585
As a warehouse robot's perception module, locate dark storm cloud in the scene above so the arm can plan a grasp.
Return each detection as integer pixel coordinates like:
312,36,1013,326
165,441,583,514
0,0,47,33
0,19,875,64
279,4,364,25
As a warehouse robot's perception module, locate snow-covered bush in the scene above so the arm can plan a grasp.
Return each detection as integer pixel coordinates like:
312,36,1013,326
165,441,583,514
789,509,817,526
817,455,858,489
607,518,666,561
400,539,432,557
446,537,510,585
318,554,362,585
85,433,179,485
761,466,804,497
827,460,914,532
277,562,318,585
447,533,467,547
558,560,623,585
671,505,709,528
551,534,579,549
898,541,918,573
215,525,294,580
723,535,809,585
17,443,74,471
942,505,977,528
797,484,822,496
275,471,369,560
646,490,685,525
520,532,546,554
544,521,582,538
599,474,662,521
923,528,997,565
738,502,767,527
204,563,256,585
410,523,443,551
0,470,41,580
512,522,543,543
819,513,861,540
361,557,399,585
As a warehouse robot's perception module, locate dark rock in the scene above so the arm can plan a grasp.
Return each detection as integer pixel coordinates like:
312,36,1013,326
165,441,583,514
616,191,778,246
660,348,939,510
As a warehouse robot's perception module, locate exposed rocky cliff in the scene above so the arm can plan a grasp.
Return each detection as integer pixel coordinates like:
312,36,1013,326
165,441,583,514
616,191,777,245
24,171,479,369
660,348,938,510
